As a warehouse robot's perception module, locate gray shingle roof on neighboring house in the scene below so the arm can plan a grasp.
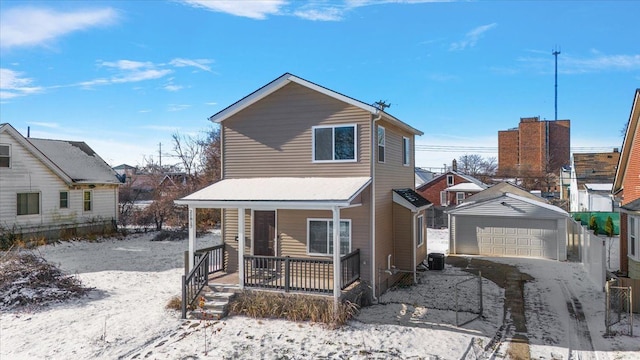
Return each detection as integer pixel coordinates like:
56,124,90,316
28,138,120,184
622,198,640,212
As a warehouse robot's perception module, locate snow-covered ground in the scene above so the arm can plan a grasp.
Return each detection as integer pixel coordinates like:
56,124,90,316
1,229,638,359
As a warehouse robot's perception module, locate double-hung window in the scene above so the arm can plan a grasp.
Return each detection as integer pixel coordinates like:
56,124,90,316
456,192,465,204
402,137,410,166
60,191,69,209
377,126,385,163
83,191,92,212
17,192,39,215
447,175,454,186
440,191,448,206
308,219,351,256
0,144,10,168
313,125,356,162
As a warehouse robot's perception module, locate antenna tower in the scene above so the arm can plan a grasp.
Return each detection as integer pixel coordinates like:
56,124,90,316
552,47,561,121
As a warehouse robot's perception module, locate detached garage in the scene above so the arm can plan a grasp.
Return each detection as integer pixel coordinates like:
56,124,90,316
447,189,570,260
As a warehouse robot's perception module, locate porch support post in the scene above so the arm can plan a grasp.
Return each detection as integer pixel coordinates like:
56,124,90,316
188,206,196,270
238,207,245,290
332,206,341,311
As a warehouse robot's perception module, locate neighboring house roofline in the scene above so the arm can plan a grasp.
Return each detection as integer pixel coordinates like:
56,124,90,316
208,73,423,136
0,123,73,184
613,88,640,194
416,170,486,191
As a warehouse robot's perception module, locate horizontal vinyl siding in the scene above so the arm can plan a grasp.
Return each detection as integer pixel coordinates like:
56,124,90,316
222,208,252,273
222,82,371,178
374,120,415,291
393,203,413,270
0,132,118,230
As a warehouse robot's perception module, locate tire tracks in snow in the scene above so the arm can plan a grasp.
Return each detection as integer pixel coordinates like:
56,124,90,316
558,280,597,360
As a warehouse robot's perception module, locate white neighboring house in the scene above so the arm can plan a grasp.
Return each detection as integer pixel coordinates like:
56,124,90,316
0,123,121,238
569,151,620,212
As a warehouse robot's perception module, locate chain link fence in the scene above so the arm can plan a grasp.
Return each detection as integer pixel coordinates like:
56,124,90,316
605,278,633,336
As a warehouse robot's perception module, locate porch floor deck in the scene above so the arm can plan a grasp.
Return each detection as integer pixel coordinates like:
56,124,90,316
207,271,359,296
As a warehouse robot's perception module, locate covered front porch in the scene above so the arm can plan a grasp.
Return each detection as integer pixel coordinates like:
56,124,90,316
175,177,372,314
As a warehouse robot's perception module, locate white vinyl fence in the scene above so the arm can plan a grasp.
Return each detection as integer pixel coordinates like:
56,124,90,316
569,219,606,290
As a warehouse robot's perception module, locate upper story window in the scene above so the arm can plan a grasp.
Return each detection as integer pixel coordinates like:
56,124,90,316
456,192,465,204
83,190,92,212
402,137,410,166
377,126,385,163
0,144,10,168
17,192,39,215
60,191,69,209
447,174,454,186
313,125,356,162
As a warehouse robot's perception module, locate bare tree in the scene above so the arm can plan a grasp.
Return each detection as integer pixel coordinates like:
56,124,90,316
172,132,202,180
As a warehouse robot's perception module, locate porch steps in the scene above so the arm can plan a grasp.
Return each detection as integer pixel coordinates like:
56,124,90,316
188,285,239,320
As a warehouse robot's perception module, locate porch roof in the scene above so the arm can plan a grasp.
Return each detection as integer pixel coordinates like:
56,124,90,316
175,177,372,209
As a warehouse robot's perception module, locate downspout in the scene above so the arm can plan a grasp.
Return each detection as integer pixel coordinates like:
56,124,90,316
371,111,382,302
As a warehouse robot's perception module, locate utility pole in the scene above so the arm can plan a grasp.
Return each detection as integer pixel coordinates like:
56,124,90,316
552,47,561,121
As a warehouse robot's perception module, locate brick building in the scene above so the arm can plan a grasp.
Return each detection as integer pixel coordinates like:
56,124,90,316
498,117,570,178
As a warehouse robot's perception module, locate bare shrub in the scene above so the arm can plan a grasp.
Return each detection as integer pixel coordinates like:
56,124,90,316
0,251,91,310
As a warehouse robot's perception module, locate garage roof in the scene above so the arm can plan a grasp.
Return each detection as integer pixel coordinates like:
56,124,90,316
447,193,569,219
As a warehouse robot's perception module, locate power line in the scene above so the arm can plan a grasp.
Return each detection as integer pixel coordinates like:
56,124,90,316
415,145,619,153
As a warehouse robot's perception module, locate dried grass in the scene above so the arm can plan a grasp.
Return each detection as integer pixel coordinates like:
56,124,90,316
228,291,359,328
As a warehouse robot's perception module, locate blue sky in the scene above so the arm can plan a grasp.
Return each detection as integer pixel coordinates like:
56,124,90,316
1,0,638,171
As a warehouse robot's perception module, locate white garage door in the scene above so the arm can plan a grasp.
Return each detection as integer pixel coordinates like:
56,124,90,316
455,216,558,259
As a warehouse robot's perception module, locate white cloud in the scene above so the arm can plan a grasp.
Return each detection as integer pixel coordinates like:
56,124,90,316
294,7,344,21
76,60,174,87
0,68,43,99
449,23,497,51
164,84,183,92
181,0,286,20
0,6,118,49
167,104,191,112
169,58,213,72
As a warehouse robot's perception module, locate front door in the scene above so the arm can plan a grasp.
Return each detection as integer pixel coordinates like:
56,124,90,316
253,210,276,256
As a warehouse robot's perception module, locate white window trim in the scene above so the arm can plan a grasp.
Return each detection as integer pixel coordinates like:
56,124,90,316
377,125,385,163
60,191,69,209
0,143,10,168
402,136,410,166
456,192,465,205
417,215,424,247
306,218,352,256
440,191,448,207
447,174,454,186
629,215,639,262
311,124,358,163
83,190,93,212
17,192,40,216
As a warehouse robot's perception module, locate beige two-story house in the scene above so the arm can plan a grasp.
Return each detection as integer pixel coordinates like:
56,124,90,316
177,73,431,305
